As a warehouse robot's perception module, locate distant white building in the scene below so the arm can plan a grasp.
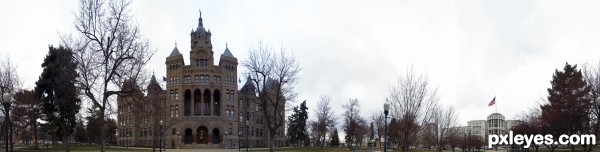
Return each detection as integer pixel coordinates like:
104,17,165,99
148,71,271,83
464,113,521,141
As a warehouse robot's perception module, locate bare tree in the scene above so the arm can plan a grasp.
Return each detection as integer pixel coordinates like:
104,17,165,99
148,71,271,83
242,42,301,152
0,56,21,152
0,56,21,98
370,112,384,143
430,105,459,152
583,62,600,140
387,67,438,152
313,95,336,148
342,98,366,150
60,0,154,151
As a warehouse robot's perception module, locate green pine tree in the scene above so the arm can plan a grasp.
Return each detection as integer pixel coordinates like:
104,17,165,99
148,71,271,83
287,100,309,146
541,62,591,151
35,46,81,152
330,128,340,147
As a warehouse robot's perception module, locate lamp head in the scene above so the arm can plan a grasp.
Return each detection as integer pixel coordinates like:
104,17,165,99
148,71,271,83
160,120,163,125
384,100,390,116
384,102,390,111
2,93,10,103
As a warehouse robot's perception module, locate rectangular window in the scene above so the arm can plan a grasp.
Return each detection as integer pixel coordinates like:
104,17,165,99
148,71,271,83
170,90,174,100
214,76,221,83
175,106,179,118
205,75,210,83
197,59,208,67
228,123,233,135
175,89,179,100
184,75,191,83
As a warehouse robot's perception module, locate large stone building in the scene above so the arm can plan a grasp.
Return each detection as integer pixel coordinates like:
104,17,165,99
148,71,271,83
116,11,285,149
465,113,520,141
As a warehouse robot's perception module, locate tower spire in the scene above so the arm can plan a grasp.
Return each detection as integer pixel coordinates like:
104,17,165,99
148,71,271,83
198,9,203,27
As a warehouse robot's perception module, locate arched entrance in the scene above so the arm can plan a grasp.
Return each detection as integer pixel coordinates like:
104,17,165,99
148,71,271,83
197,126,208,144
184,128,193,144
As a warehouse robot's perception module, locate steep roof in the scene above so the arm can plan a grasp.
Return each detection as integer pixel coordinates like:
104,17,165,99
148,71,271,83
223,43,234,57
149,74,158,86
242,76,254,89
196,10,207,33
169,44,181,57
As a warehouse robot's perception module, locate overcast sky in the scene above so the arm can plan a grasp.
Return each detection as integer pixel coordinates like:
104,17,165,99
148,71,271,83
2,0,600,131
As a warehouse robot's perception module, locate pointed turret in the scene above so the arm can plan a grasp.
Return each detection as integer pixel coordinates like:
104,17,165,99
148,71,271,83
196,10,207,33
150,74,158,86
169,43,181,57
223,43,234,57
243,76,254,88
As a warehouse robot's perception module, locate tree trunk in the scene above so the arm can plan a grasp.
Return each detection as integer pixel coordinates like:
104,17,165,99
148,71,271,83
269,128,276,152
100,109,106,152
33,121,38,149
62,122,70,152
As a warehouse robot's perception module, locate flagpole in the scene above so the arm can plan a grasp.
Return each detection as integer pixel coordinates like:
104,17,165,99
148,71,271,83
495,97,498,113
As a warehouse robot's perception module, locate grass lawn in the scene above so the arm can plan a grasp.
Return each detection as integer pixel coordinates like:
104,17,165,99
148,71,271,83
15,144,152,152
251,147,413,152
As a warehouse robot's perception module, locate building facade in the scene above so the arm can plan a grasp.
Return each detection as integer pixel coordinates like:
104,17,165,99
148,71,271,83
116,11,285,149
465,113,520,141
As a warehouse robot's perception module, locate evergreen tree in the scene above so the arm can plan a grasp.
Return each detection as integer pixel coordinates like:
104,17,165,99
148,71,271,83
330,128,340,147
541,62,591,151
35,46,81,152
287,100,308,146
74,115,87,144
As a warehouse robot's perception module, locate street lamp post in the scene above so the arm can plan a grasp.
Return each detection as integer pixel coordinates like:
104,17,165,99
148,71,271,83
3,93,12,152
159,120,163,152
464,128,471,152
383,100,390,152
463,131,466,152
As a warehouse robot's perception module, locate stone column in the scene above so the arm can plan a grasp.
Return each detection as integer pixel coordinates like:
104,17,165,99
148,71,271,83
210,89,214,116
